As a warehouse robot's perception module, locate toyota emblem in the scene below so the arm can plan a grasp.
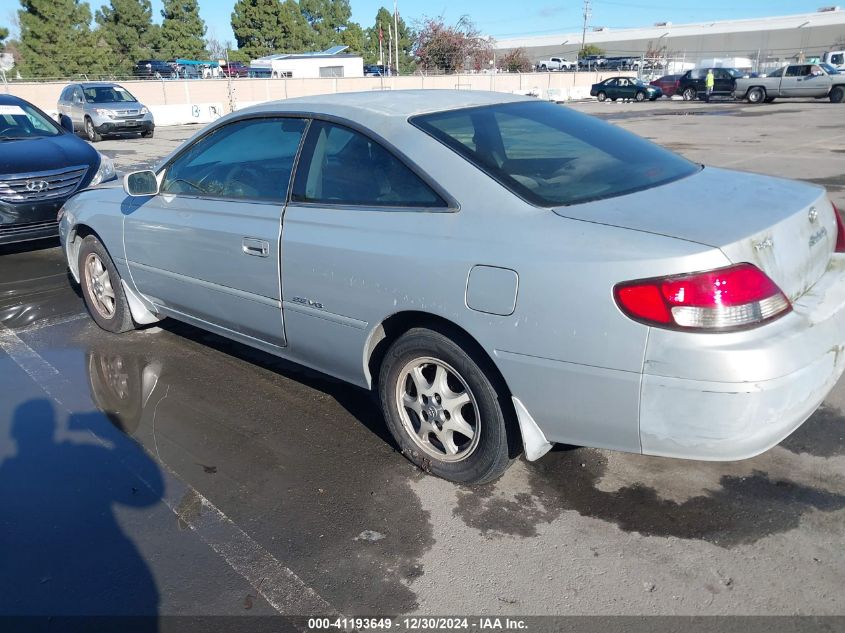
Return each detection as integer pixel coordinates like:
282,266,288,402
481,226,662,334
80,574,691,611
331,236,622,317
808,206,819,224
25,180,49,192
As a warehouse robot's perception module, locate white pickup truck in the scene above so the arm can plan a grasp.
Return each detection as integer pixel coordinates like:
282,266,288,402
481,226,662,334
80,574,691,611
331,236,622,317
536,57,577,71
735,63,845,104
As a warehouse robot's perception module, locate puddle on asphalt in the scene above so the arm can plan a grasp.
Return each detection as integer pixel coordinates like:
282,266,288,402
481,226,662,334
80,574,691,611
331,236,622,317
78,325,436,613
454,404,845,546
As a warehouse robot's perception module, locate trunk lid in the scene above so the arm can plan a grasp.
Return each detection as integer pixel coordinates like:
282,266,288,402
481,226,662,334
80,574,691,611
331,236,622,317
553,167,835,301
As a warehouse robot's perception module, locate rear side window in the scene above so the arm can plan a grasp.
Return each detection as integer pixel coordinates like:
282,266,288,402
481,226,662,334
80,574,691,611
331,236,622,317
292,121,445,207
412,101,699,207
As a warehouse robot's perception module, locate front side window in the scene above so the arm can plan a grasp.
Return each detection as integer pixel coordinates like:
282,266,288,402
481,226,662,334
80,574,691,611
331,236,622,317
292,121,445,207
162,117,307,202
412,101,699,208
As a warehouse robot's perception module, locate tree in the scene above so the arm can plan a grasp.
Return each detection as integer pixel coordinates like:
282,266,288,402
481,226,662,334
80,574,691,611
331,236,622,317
231,0,315,60
95,0,158,74
17,0,106,77
299,0,352,49
578,44,605,58
340,22,365,55
0,27,8,48
231,0,316,60
414,15,491,74
364,6,414,72
499,47,531,73
159,0,208,59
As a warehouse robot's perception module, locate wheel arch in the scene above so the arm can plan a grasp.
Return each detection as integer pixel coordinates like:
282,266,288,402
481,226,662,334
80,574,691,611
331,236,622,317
66,223,103,282
364,310,527,458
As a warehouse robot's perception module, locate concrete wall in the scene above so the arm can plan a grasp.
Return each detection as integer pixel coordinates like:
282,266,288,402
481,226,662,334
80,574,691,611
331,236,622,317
2,71,629,126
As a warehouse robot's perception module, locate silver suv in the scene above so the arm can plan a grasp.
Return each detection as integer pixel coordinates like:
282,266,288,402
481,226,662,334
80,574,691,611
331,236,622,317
57,82,155,142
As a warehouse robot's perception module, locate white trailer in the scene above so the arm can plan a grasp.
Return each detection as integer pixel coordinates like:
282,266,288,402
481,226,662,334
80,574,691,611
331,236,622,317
250,46,364,79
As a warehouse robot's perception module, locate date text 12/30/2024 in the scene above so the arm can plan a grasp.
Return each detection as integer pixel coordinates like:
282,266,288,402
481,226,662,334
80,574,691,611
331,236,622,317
307,618,529,631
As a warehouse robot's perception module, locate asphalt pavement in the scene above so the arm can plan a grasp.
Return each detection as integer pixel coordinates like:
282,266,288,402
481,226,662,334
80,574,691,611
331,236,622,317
1,98,844,626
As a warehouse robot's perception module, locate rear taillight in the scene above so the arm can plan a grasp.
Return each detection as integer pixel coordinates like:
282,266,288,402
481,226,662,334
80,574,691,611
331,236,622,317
833,204,845,253
614,263,791,331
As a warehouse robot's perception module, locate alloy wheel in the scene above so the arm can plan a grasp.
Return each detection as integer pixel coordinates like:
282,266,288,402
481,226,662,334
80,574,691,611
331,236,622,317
84,252,117,319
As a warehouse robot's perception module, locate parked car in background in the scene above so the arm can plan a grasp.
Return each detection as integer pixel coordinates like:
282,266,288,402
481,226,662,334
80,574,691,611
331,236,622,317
0,94,114,245
591,77,662,101
735,64,845,103
59,90,845,485
677,67,744,101
57,82,155,142
649,74,682,97
133,59,175,79
604,56,640,71
578,55,606,70
364,64,387,76
537,57,577,71
822,50,844,71
222,62,250,78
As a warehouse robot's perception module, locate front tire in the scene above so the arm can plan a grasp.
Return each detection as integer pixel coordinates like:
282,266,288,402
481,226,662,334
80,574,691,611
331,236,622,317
831,86,845,103
747,87,766,104
85,117,102,142
682,87,696,101
597,91,607,102
379,328,514,484
78,235,135,333
635,91,646,102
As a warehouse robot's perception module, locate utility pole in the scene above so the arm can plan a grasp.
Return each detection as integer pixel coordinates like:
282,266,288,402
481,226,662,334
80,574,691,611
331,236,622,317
580,0,591,64
394,0,401,76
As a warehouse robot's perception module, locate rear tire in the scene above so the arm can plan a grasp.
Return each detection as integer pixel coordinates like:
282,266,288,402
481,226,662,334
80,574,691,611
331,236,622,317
831,86,845,103
78,235,136,334
378,328,515,484
597,91,607,102
747,87,766,104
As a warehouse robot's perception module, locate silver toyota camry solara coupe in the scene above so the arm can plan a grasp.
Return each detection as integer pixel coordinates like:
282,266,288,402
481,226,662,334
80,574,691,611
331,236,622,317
59,90,845,484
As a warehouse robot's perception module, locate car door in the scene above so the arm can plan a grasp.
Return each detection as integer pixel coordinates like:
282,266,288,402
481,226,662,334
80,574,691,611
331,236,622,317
280,120,452,382
602,78,618,97
618,78,635,99
123,116,308,348
70,86,86,128
714,69,733,94
799,65,832,96
780,65,807,97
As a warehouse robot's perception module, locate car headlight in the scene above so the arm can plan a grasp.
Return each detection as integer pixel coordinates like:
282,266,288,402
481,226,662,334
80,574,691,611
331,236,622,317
140,106,149,115
90,153,116,186
94,108,114,118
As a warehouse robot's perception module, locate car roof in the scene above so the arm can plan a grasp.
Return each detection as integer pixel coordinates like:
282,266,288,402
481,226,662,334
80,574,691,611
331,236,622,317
74,82,126,88
240,89,531,120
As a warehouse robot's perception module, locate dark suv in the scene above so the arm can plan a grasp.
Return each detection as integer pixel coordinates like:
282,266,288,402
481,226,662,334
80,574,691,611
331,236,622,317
133,60,176,79
677,67,744,101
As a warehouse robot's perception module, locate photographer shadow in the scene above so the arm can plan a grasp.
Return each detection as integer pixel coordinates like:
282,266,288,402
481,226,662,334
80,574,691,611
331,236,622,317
0,399,162,627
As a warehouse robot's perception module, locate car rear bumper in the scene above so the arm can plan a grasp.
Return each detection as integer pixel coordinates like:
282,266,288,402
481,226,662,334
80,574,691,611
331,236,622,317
640,255,845,460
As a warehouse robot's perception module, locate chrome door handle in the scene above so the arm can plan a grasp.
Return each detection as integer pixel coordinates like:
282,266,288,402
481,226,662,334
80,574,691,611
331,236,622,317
242,238,269,257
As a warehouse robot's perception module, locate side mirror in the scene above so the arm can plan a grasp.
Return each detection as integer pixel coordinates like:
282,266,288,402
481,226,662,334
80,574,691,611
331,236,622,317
59,115,74,132
124,170,159,196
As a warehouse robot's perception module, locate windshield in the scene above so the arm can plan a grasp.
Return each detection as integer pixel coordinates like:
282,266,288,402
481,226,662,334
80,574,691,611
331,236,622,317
83,86,137,104
0,102,62,140
820,62,839,75
412,101,699,207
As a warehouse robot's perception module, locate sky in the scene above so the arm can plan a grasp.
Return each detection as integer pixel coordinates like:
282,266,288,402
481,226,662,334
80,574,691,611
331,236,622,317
0,1,833,47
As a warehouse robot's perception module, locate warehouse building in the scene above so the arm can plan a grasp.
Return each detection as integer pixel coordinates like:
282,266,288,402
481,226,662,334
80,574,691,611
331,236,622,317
495,7,845,72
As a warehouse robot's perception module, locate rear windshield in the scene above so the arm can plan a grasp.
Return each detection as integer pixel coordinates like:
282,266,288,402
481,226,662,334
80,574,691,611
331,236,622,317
411,101,699,207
